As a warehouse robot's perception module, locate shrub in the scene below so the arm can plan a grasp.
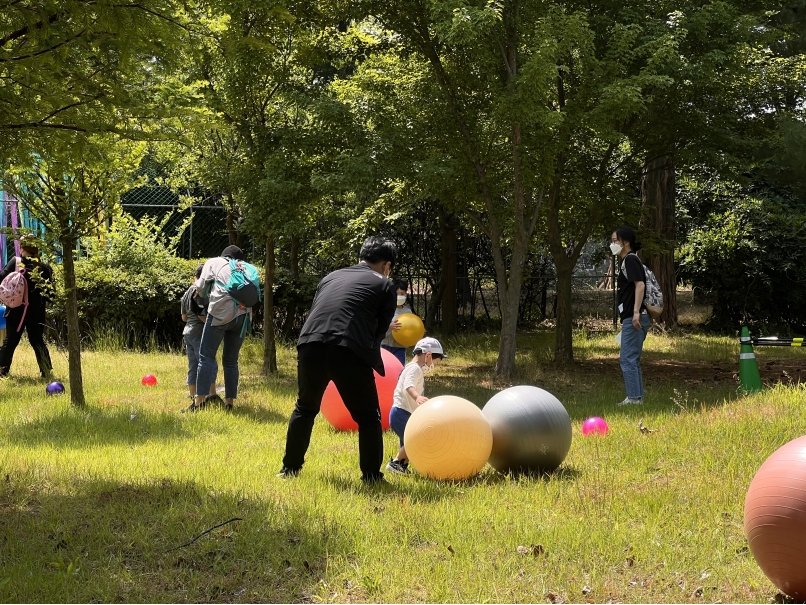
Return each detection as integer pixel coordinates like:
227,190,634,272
678,181,806,334
47,214,202,350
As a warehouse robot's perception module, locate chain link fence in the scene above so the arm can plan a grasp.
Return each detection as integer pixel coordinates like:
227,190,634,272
119,161,257,261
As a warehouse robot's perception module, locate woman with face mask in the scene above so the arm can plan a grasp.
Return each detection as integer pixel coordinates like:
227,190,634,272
380,279,414,366
611,225,651,406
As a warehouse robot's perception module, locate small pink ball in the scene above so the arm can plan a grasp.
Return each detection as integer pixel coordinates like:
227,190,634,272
582,416,609,436
141,374,157,387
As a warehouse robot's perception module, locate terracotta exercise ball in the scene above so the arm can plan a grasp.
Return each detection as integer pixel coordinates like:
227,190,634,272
744,435,806,598
320,348,403,431
482,385,572,474
404,395,492,480
392,313,425,347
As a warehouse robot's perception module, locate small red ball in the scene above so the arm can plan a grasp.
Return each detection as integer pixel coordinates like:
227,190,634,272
141,374,157,387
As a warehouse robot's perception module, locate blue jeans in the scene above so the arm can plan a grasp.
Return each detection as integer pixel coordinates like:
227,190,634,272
382,345,406,367
389,406,411,447
184,331,217,387
196,314,246,400
620,313,651,399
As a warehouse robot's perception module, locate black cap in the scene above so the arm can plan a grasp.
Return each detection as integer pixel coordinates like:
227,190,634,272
221,245,244,260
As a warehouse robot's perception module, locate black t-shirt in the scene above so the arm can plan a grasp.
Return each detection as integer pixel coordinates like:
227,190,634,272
617,253,646,320
298,264,397,375
0,256,53,314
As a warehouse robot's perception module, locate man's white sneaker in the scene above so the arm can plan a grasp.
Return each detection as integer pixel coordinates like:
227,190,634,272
617,397,643,406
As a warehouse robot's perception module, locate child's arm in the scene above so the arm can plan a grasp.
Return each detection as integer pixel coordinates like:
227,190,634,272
406,386,428,406
194,259,217,293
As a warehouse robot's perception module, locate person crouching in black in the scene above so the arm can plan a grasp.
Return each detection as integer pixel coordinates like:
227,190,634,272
0,235,53,378
279,236,398,484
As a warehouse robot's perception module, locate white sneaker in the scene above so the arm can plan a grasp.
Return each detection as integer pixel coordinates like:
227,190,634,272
385,459,409,475
617,397,643,406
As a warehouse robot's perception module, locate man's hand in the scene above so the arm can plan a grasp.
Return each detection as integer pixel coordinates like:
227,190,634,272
632,312,641,330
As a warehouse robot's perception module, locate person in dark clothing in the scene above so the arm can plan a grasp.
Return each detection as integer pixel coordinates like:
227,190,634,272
611,224,650,406
0,235,54,378
279,237,398,483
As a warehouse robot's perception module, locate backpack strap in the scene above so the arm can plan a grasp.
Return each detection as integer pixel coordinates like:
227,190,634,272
15,275,28,332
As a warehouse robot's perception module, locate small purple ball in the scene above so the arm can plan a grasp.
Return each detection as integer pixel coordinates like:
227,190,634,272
46,381,65,395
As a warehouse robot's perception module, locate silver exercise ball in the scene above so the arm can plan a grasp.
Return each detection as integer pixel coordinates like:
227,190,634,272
482,385,572,474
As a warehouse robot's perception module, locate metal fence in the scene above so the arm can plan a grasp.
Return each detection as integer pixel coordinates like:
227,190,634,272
120,179,259,261
399,273,618,329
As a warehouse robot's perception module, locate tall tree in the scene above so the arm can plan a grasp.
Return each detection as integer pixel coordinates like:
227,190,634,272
3,135,146,406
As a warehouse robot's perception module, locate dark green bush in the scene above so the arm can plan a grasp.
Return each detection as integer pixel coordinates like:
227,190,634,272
47,214,207,350
678,180,806,334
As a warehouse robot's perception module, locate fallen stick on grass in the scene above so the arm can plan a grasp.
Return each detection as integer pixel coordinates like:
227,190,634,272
165,517,243,553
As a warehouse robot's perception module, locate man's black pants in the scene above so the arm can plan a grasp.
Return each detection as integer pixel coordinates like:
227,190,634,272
283,343,383,480
0,305,52,377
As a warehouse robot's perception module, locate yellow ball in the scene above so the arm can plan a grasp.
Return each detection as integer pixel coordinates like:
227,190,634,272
404,395,492,480
392,313,425,347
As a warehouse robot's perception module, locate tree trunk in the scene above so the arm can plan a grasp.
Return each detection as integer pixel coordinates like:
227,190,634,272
425,278,448,330
553,257,575,363
640,155,678,327
262,236,277,375
225,192,243,247
61,236,85,406
495,282,522,380
441,211,458,334
280,234,300,340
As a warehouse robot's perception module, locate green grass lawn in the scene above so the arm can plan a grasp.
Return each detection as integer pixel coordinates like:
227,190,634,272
1,329,804,603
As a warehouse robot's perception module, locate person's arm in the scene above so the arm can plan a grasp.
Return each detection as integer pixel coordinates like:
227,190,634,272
375,285,397,342
0,257,17,281
406,385,428,405
194,260,216,293
632,281,645,328
627,256,645,329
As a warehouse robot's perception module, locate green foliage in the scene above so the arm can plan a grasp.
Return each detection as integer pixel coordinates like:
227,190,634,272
678,176,806,333
48,214,198,350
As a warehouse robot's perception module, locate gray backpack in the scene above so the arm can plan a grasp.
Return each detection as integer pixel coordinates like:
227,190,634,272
622,254,663,320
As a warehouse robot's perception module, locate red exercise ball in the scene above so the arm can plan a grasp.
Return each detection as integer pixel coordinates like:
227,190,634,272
744,435,806,598
141,374,157,387
320,348,403,431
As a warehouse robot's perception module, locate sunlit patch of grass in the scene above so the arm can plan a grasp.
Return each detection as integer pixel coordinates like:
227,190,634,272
0,333,803,602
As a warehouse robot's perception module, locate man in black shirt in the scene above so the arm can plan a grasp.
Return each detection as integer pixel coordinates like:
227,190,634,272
279,237,398,483
0,235,54,378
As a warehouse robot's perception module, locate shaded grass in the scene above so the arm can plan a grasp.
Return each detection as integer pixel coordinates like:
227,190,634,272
0,331,804,602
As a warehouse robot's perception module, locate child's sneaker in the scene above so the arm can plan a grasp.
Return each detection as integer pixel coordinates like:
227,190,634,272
617,397,643,406
385,458,409,475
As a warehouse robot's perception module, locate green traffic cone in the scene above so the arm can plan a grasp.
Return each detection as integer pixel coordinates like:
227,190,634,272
739,326,763,393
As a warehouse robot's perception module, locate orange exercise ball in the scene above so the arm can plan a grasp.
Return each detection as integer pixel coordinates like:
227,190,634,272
744,435,806,598
404,395,492,480
320,348,403,431
392,313,425,347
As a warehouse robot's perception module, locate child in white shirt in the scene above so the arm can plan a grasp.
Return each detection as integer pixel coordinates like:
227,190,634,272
385,337,446,475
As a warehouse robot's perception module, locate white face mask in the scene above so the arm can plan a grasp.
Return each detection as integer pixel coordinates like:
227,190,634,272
397,295,407,306
609,242,623,256
421,353,434,375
